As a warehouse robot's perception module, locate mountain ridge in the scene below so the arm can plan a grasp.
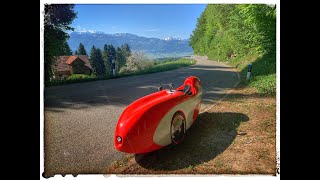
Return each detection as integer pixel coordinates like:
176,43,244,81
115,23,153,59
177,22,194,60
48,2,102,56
67,32,193,59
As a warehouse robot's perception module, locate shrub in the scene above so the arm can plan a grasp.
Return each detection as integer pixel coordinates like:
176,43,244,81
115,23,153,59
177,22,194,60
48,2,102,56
121,52,155,74
67,74,96,80
250,74,276,95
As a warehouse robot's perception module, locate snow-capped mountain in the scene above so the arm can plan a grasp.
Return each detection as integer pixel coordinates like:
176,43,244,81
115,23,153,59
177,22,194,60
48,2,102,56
68,32,193,58
163,36,182,41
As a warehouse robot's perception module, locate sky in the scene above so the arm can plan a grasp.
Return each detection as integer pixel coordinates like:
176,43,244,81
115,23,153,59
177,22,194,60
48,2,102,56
71,4,207,39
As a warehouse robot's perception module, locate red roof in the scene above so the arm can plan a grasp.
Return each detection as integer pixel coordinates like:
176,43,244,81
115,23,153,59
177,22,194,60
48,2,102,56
66,55,92,69
52,56,70,72
53,55,93,73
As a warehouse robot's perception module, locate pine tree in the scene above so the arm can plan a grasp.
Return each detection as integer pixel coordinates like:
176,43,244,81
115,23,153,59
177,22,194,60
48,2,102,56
121,43,131,57
95,48,106,76
77,43,87,55
89,45,97,73
103,44,116,62
116,47,126,71
74,50,78,55
63,42,73,55
103,44,116,74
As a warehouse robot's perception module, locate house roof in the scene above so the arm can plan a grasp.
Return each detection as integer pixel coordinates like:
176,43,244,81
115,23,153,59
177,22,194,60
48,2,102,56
66,55,92,69
53,56,70,72
53,55,93,73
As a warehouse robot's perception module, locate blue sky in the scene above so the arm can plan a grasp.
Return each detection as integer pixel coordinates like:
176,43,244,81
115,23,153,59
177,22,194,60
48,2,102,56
71,4,207,39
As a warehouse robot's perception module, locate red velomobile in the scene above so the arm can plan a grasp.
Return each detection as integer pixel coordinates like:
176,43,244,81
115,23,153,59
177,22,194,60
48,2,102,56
114,76,202,154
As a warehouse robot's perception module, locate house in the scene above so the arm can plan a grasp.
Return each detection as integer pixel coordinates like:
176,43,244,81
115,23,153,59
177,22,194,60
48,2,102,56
52,55,93,79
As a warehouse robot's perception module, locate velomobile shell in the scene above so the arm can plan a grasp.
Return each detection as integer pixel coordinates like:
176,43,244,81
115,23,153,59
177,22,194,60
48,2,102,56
114,76,202,154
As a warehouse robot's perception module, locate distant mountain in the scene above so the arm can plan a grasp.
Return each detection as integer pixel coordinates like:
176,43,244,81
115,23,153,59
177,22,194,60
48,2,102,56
68,32,193,59
163,36,182,41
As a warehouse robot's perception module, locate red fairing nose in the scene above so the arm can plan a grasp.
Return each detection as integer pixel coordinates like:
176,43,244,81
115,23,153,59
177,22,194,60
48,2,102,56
114,127,137,153
114,118,162,154
114,121,132,152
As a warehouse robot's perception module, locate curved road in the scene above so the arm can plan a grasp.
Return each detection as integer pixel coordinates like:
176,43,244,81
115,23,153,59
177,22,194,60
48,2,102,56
44,59,239,176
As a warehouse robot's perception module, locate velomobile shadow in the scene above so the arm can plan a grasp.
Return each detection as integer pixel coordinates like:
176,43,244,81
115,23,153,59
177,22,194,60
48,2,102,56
135,112,249,171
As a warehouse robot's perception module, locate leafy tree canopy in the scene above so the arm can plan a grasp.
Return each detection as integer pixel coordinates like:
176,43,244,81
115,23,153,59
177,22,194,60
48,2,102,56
189,4,276,60
44,4,77,81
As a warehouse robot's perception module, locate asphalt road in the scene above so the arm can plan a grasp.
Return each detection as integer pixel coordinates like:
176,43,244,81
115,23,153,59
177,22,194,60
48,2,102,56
43,59,239,176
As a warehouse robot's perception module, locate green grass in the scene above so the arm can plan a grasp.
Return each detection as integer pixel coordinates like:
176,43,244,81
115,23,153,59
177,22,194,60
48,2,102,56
67,74,97,80
46,58,195,87
228,51,276,95
141,58,195,73
250,74,276,95
46,74,100,86
116,58,195,77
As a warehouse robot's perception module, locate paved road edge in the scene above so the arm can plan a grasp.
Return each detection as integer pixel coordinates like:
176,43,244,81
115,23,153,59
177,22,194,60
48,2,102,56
200,62,241,113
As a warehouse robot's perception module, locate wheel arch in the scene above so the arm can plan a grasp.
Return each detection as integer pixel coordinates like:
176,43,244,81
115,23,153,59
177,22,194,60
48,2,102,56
170,110,187,144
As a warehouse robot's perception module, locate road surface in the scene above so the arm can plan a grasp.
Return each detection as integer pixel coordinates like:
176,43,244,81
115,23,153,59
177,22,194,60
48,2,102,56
43,59,239,176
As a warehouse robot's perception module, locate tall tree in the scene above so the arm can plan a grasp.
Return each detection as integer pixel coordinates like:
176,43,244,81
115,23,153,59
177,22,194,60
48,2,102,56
103,44,116,62
44,4,77,81
90,46,106,76
62,42,73,55
89,45,97,73
95,48,106,76
76,43,87,55
121,43,131,57
103,44,116,74
116,47,126,71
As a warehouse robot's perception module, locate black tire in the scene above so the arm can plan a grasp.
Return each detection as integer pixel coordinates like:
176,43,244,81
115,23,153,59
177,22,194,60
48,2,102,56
170,112,186,144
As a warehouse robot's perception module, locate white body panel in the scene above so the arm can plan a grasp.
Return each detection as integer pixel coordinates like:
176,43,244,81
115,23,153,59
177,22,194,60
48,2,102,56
153,87,202,146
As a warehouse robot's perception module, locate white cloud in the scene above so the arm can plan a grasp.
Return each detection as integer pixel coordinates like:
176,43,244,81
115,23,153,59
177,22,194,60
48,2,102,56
76,26,97,33
87,30,97,33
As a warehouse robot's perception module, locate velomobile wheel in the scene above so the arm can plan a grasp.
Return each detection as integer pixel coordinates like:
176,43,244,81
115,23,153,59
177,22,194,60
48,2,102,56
170,112,186,144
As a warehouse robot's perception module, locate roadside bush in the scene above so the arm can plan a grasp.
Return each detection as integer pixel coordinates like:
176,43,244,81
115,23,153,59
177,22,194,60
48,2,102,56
67,74,96,80
121,52,155,74
250,74,276,95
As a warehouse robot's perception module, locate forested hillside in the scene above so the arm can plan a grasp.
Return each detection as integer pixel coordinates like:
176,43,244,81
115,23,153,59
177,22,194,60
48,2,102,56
190,4,276,95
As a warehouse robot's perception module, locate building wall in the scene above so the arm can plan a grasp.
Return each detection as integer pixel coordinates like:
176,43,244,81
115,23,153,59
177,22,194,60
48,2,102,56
70,59,92,75
54,57,92,80
71,59,84,74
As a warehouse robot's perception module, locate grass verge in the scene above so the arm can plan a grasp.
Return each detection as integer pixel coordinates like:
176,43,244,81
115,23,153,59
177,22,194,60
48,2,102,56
118,58,195,77
228,51,276,95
